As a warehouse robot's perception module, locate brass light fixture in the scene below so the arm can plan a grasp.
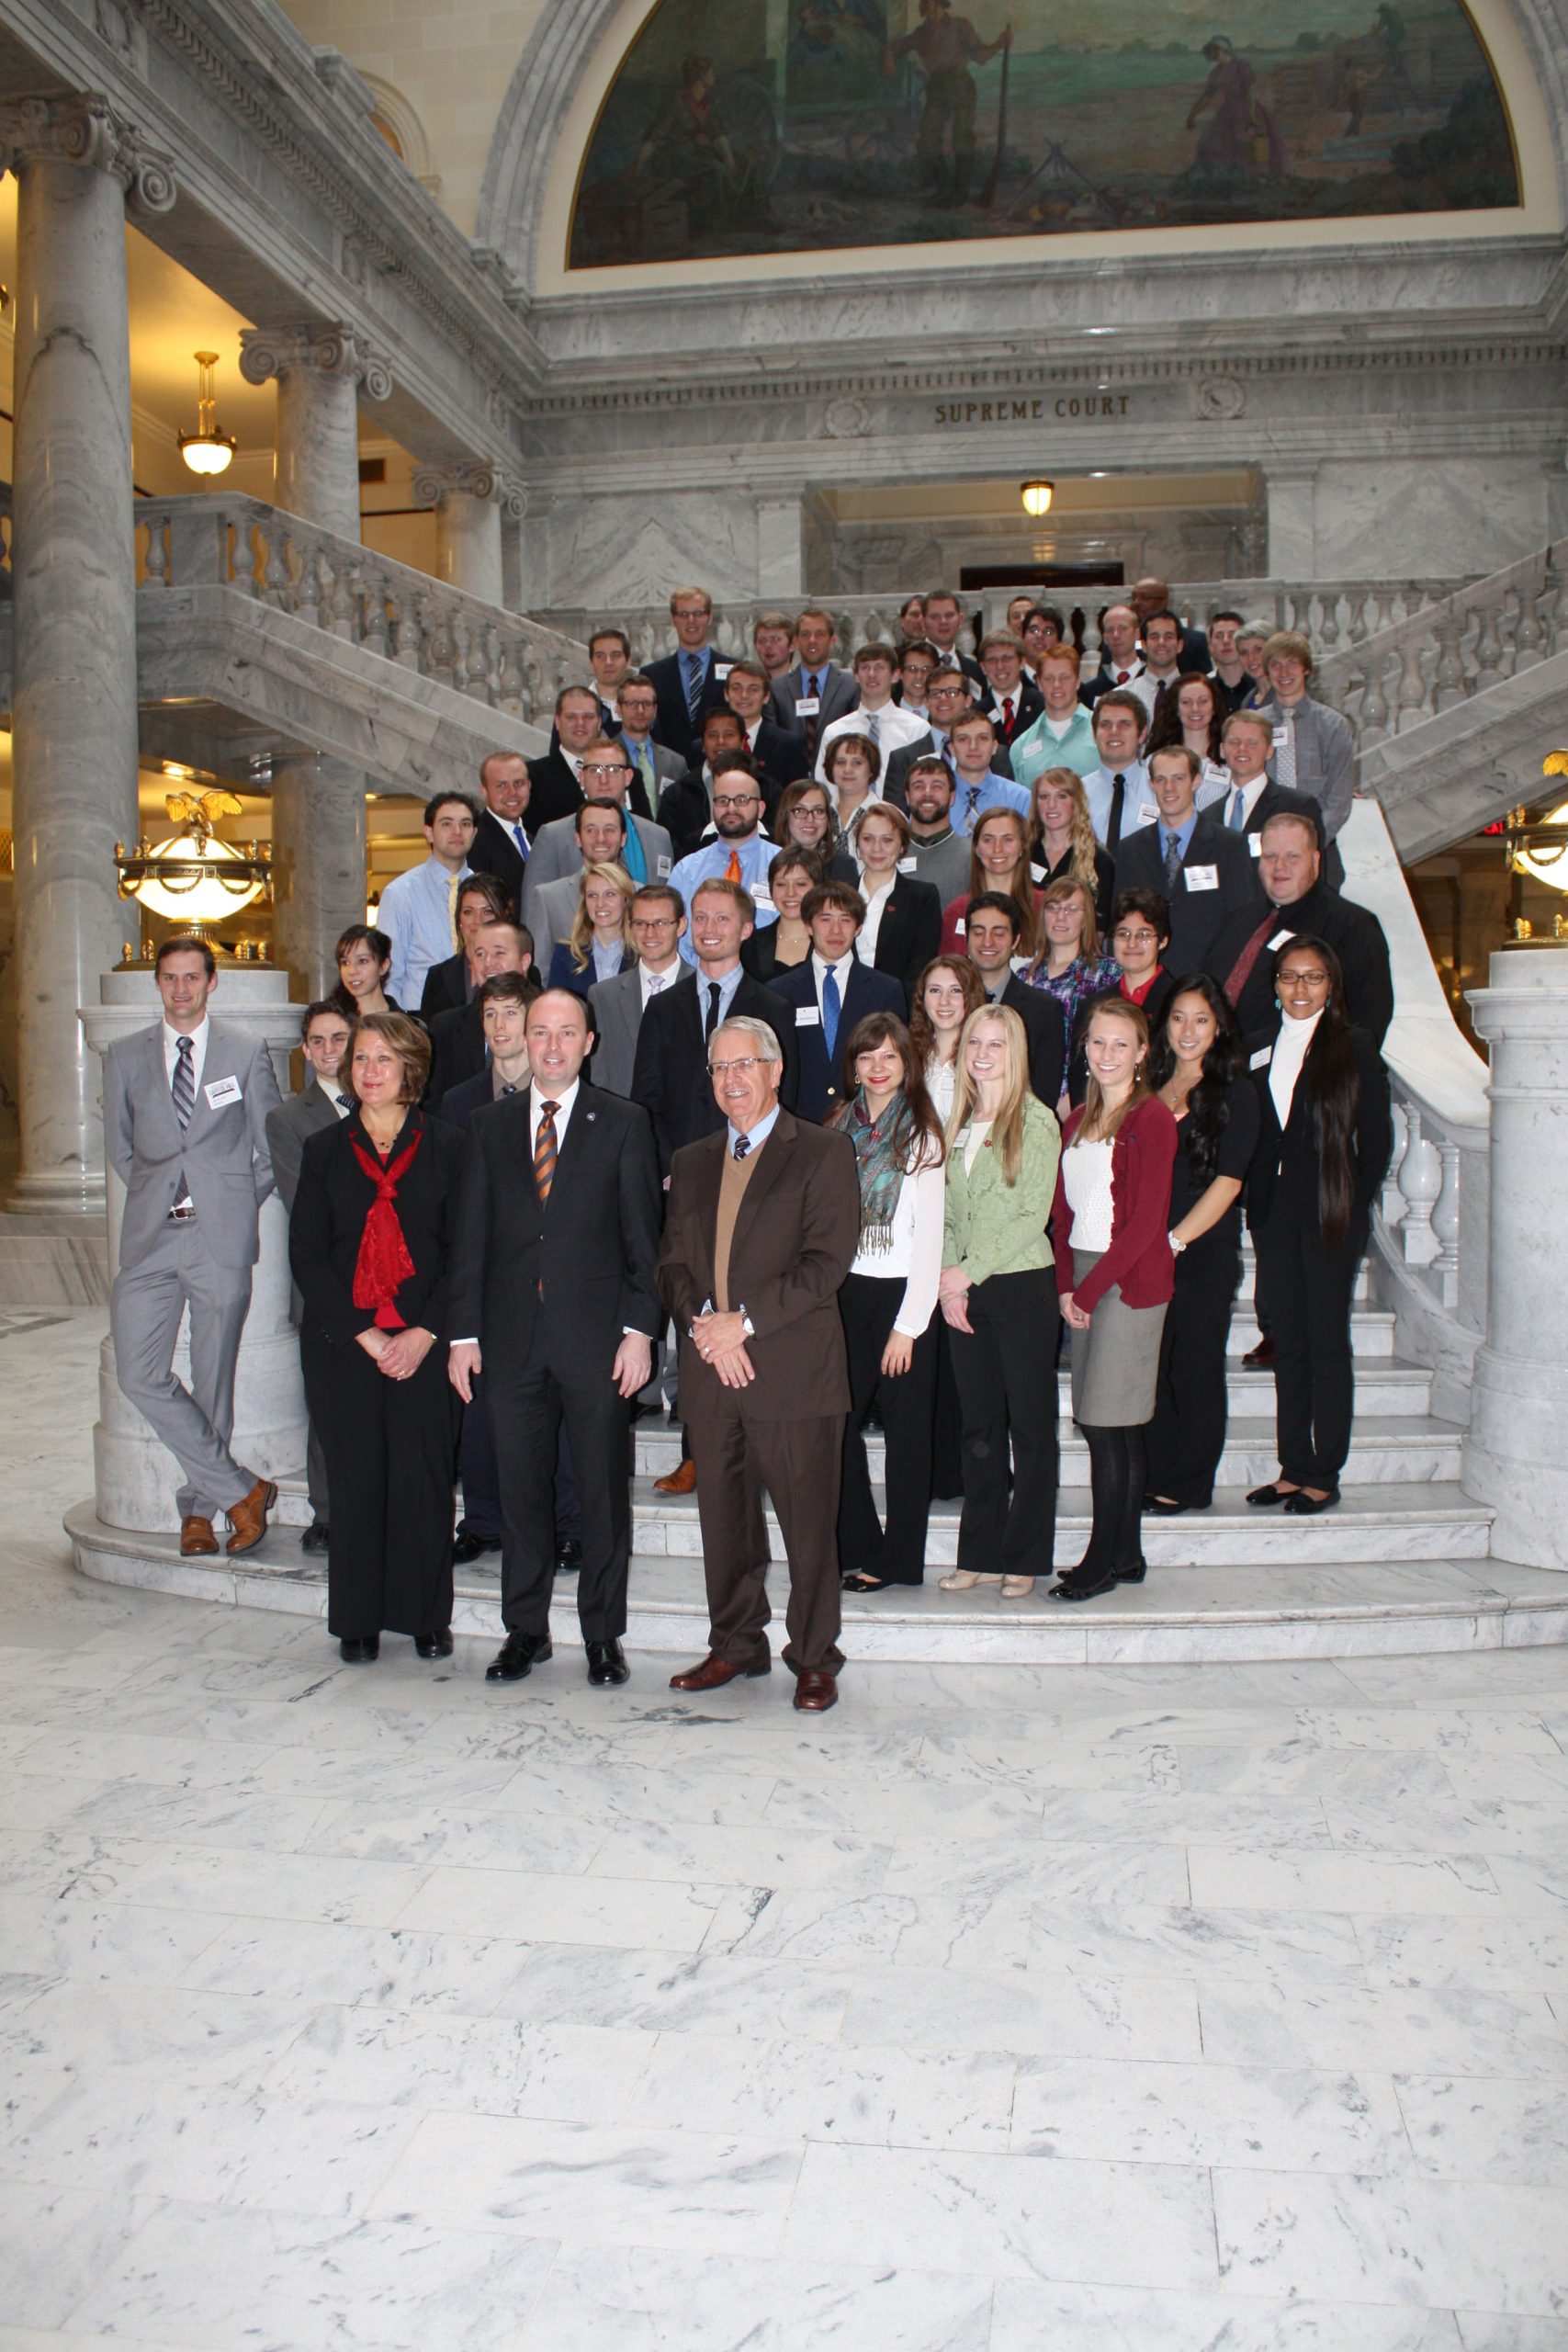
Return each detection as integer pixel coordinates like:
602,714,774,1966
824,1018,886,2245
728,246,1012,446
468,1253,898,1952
116,789,271,946
1020,478,1055,517
179,350,237,477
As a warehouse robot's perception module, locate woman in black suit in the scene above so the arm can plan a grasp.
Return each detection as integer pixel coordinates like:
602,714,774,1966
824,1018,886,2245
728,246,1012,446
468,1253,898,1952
743,845,817,983
850,802,942,1013
1145,975,1261,1513
289,1011,464,1662
1246,936,1393,1516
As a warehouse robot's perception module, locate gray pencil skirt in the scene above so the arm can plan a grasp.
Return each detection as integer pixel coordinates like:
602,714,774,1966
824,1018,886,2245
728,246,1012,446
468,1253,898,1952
1069,1247,1168,1428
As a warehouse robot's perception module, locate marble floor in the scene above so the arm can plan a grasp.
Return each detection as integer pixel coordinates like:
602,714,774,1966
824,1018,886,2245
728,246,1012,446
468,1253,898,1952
4,1312,1568,2352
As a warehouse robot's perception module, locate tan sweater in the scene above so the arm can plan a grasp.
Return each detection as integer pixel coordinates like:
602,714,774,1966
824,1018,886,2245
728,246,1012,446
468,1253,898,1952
713,1141,763,1312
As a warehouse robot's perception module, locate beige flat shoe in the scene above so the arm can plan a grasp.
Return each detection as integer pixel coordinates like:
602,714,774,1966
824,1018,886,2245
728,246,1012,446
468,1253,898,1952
938,1570,1001,1591
1000,1576,1035,1600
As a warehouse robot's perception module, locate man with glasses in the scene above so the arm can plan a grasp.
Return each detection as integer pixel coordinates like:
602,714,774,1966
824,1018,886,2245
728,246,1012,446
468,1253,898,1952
522,738,674,904
645,585,733,761
894,637,940,720
668,754,781,965
589,884,689,1099
884,664,1014,805
658,707,756,859
616,672,690,817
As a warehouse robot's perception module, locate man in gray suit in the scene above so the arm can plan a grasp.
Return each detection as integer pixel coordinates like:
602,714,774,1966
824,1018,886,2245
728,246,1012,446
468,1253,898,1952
522,741,674,903
525,797,658,956
105,938,283,1557
768,607,859,748
616,673,689,817
265,999,352,1555
588,882,689,1098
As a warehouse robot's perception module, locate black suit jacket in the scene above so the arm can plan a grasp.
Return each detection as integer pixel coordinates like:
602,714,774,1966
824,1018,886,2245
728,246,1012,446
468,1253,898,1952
750,717,812,792
1212,881,1394,1053
981,678,1044,745
998,975,1068,1111
645,648,731,763
289,1110,464,1350
525,752,586,832
423,1001,486,1106
764,959,907,1125
1113,809,1263,979
419,950,471,1021
446,1081,661,1375
631,969,800,1175
466,808,529,914
884,732,1013,809
1246,1023,1392,1236
1224,781,1345,892
865,876,942,1012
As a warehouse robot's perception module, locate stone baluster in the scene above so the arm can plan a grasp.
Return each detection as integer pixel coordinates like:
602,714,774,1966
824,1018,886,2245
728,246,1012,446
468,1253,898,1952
1359,652,1392,745
1539,557,1566,654
1396,1107,1443,1266
1317,594,1340,655
496,635,525,715
1432,1139,1462,1309
1431,610,1468,711
0,94,175,1212
412,461,524,610
1471,594,1504,691
140,514,169,592
1381,1098,1410,1227
1393,636,1430,732
1462,947,1568,1567
388,591,418,669
1513,575,1546,671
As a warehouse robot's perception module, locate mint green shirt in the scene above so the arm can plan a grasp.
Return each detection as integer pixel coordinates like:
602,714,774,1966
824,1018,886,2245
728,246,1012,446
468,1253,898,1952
942,1092,1061,1286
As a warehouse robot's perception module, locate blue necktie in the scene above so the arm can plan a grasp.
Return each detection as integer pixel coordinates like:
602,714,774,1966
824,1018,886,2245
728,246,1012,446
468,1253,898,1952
822,965,841,1059
1228,790,1247,831
513,822,528,858
683,651,704,722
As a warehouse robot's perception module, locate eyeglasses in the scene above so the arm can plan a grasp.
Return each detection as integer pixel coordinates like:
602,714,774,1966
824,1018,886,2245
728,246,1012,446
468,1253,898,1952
928,684,967,701
1112,929,1161,949
1279,968,1330,987
581,763,629,781
709,1057,767,1076
712,793,761,811
632,916,678,934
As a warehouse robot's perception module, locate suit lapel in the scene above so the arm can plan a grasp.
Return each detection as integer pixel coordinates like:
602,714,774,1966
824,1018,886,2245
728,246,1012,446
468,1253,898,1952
728,1111,795,1266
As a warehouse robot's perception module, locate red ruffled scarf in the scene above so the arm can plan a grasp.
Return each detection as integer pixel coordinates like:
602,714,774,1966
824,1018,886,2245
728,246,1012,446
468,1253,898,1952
350,1126,423,1329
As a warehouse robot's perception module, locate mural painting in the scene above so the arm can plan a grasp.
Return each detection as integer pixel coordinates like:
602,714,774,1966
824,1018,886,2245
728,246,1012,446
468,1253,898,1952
568,0,1517,266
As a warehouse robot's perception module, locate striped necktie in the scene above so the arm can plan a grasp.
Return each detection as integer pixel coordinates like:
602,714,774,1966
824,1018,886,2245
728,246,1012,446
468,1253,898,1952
172,1035,195,1131
533,1100,559,1204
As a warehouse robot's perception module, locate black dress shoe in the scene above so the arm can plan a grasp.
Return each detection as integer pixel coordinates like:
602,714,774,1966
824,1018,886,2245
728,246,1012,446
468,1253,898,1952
486,1630,552,1682
299,1521,330,1554
1246,1483,1295,1508
339,1635,379,1663
1284,1488,1340,1515
1048,1566,1118,1602
585,1638,629,1686
1115,1559,1148,1585
1145,1498,1189,1517
453,1530,501,1566
415,1628,455,1659
555,1538,582,1575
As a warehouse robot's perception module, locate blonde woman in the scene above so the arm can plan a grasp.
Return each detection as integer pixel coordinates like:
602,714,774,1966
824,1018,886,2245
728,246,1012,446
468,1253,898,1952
547,863,637,996
1049,996,1179,1602
1026,767,1114,929
938,807,1041,958
936,1003,1063,1600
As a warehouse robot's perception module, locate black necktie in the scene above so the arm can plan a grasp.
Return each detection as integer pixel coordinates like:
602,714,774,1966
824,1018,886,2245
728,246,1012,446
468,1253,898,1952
704,982,721,1043
1108,773,1126,852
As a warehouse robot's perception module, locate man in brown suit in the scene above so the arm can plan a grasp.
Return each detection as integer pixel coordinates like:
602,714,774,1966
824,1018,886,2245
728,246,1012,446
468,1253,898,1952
659,1013,861,1713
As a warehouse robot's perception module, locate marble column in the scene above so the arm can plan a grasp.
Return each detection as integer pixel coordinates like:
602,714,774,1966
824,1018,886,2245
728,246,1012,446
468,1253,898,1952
413,462,525,607
269,755,367,1000
756,495,806,599
238,322,391,543
1461,945,1568,1569
1266,466,1318,580
0,96,175,1213
80,966,307,1532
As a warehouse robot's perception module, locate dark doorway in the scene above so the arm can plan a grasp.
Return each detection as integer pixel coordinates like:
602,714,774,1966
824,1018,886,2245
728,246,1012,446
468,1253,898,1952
959,562,1126,591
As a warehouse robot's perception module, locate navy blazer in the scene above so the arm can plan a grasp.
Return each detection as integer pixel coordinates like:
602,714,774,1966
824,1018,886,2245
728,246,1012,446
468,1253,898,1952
645,647,732,763
764,958,906,1124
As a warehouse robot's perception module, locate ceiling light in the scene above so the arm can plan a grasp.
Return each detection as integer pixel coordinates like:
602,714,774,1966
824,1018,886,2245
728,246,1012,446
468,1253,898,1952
179,351,237,477
117,791,270,934
1020,480,1055,517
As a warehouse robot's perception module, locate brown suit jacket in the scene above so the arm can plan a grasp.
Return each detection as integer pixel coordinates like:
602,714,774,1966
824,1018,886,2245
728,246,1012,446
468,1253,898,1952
658,1108,860,1422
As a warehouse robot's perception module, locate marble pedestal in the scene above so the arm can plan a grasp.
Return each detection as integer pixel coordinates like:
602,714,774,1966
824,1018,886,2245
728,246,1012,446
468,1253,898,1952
81,967,307,1534
1461,946,1568,1570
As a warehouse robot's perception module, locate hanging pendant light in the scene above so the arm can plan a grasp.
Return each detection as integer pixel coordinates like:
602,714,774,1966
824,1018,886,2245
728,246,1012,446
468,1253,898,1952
1020,479,1055,517
179,351,237,477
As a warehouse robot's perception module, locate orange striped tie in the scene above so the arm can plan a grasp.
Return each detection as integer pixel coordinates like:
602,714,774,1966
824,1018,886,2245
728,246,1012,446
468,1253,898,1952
724,848,742,886
533,1100,559,1204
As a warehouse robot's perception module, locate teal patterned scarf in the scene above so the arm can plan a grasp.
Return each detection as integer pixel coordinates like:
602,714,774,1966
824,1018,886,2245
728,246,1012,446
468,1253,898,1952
842,1087,915,1256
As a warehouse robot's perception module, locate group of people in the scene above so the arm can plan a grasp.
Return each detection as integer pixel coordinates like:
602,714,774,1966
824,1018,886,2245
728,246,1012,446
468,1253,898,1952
102,576,1395,1714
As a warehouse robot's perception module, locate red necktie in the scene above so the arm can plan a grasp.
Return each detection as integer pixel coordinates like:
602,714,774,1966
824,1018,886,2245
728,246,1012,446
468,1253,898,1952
1002,696,1014,734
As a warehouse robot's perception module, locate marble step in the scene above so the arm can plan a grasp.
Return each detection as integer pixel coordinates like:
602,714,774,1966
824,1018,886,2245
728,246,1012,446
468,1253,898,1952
630,1480,1491,1568
0,1213,108,1308
630,1411,1463,1489
68,1504,1562,1665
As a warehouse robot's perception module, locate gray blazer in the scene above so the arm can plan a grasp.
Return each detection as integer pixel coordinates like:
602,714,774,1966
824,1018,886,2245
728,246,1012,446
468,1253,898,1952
104,1018,280,1272
522,812,676,913
265,1080,339,1320
622,738,689,797
525,873,586,955
1258,694,1356,841
586,966,649,1098
769,662,860,736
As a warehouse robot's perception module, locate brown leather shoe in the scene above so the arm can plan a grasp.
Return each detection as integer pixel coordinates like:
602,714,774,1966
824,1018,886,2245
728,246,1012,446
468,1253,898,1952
653,1458,697,1496
179,1515,219,1557
794,1670,839,1713
668,1650,770,1691
1241,1334,1276,1369
225,1478,277,1555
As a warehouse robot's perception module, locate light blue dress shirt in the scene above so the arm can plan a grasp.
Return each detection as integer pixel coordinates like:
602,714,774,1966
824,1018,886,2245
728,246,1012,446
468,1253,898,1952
950,773,1031,837
378,855,472,1008
725,1102,782,1155
670,836,780,966
1082,761,1152,849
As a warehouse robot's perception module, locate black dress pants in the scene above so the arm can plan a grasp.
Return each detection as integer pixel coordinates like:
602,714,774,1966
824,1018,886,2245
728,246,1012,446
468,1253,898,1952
1254,1212,1365,1491
486,1329,632,1645
460,1371,581,1543
1145,1233,1242,1508
948,1268,1061,1579
304,1328,457,1641
837,1272,937,1585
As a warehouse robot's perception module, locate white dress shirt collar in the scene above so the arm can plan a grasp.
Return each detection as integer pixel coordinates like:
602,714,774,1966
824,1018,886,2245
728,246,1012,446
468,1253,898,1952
528,1074,581,1149
640,960,681,1009
162,1015,210,1093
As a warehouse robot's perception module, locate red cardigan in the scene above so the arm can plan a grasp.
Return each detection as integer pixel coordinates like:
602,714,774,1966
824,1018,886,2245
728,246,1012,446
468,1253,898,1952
1052,1094,1179,1312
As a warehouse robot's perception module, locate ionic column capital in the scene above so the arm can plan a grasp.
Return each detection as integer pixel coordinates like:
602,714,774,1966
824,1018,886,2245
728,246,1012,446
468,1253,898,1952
239,322,392,403
0,92,175,216
412,460,527,520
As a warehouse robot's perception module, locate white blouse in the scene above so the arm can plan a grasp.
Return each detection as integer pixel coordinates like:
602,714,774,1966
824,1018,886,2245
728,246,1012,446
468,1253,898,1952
1063,1135,1116,1250
847,1154,946,1338
1269,1006,1323,1129
926,1054,958,1123
856,876,896,962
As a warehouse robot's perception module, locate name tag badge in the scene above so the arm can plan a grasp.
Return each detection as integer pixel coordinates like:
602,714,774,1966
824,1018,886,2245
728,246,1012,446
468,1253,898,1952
1202,761,1230,791
656,854,671,876
1271,726,1291,750
1247,832,1263,856
713,662,732,682
795,1004,821,1027
751,885,773,909
794,695,820,718
1137,802,1159,826
1268,929,1296,951
897,856,918,873
1184,864,1219,892
1250,1046,1274,1070
204,1075,242,1109
953,917,965,936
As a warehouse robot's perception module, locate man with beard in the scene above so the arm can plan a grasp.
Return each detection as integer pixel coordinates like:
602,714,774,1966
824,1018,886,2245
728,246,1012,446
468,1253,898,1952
668,753,781,967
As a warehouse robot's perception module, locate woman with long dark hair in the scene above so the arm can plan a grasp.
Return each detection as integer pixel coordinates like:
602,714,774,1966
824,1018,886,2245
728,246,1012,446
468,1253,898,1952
1145,671,1226,785
772,779,858,882
908,954,987,1500
1144,976,1261,1513
1050,996,1179,1600
829,1012,946,1590
333,925,399,1020
1246,935,1393,1514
